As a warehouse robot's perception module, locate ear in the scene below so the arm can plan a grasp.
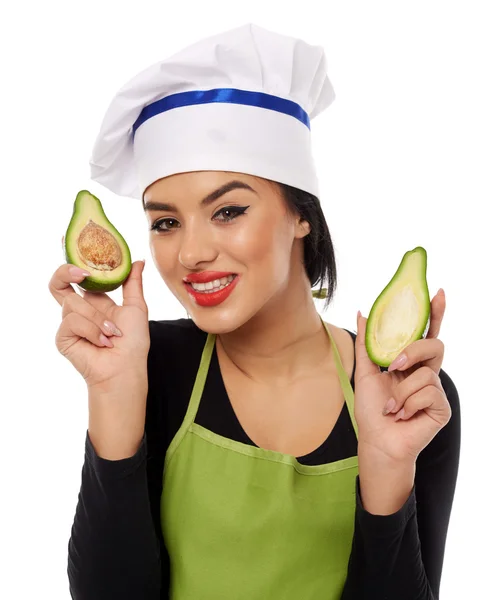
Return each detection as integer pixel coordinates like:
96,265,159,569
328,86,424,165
295,218,311,238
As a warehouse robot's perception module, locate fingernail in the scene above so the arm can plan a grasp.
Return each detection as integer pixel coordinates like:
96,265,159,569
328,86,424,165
69,266,91,278
383,397,396,415
104,321,123,336
388,353,407,371
99,333,114,347
394,408,406,422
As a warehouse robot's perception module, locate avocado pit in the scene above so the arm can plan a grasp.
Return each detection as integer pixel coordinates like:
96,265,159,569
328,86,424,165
77,220,122,271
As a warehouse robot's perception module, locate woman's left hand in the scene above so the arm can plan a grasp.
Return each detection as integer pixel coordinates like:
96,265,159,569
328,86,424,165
354,288,452,464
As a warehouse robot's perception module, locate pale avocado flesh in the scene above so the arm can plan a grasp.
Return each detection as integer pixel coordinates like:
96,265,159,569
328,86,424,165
365,247,430,367
64,190,132,293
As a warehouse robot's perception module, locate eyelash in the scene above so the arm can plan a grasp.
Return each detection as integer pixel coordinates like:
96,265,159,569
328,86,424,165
150,205,250,232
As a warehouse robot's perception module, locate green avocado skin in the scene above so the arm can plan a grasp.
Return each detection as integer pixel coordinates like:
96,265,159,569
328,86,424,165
365,246,430,368
63,190,132,293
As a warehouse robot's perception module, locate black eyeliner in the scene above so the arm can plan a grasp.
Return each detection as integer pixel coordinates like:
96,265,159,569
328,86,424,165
214,205,250,218
150,205,250,231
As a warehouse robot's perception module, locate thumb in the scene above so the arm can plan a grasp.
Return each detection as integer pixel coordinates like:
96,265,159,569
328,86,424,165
355,310,380,381
122,260,148,312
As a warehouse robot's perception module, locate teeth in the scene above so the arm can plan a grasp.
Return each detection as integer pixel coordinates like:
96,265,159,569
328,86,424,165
190,274,235,293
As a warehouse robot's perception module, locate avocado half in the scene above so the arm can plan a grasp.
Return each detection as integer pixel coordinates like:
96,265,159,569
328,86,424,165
63,190,132,293
365,246,431,367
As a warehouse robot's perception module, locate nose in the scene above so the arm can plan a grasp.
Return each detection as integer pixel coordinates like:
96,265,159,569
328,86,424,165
178,222,218,270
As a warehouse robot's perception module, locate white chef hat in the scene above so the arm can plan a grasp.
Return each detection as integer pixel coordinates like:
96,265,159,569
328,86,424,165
89,23,335,201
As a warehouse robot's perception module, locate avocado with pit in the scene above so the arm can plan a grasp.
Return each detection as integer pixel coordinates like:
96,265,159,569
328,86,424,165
63,190,132,293
365,246,431,367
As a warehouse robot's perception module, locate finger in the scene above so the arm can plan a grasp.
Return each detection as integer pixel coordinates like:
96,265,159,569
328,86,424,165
393,386,449,427
56,312,115,355
388,337,444,376
388,365,442,413
426,288,446,339
62,293,123,339
48,263,93,307
354,311,381,382
122,260,148,313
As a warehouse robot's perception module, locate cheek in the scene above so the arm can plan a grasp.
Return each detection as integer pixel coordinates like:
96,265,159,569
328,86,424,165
228,216,291,270
149,236,176,278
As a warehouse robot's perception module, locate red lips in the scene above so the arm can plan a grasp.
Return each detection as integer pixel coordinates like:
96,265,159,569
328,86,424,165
183,274,240,307
183,271,237,284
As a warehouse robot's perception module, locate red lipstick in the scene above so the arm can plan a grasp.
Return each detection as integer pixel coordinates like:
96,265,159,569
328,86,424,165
183,274,240,307
183,271,236,284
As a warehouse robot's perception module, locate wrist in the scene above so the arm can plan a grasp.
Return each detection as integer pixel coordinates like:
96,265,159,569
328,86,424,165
88,378,148,460
88,367,148,395
358,442,416,515
357,439,417,470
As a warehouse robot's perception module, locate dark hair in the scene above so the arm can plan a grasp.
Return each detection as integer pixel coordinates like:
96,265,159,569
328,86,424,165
277,182,338,310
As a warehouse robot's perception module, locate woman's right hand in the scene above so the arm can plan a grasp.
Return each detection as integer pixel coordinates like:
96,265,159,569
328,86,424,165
48,248,150,391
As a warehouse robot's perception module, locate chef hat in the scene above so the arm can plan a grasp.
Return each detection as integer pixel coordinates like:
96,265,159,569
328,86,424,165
89,23,335,201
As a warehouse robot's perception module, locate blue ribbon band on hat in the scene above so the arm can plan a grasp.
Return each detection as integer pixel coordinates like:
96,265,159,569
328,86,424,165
132,87,310,136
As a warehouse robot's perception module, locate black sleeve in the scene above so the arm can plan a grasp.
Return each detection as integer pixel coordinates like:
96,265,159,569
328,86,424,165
341,368,461,600
67,431,162,599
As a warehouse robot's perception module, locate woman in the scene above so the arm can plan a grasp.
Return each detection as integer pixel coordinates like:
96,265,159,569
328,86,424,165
50,24,460,599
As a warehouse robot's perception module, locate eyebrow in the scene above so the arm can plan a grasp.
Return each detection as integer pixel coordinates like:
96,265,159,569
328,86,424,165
143,180,257,212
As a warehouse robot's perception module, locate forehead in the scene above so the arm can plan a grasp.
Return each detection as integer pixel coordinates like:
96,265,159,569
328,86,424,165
144,170,264,199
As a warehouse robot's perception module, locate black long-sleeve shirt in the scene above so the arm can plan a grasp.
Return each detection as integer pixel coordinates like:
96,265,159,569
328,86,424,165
67,318,461,599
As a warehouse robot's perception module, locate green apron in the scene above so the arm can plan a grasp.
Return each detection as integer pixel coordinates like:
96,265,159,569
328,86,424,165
160,313,359,599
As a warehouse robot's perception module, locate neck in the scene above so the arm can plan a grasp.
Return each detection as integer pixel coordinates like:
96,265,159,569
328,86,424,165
217,280,332,386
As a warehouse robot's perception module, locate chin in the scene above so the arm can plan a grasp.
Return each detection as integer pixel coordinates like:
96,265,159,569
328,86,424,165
187,310,245,335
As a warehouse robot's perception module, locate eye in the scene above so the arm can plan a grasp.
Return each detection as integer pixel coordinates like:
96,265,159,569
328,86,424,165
213,205,249,222
150,218,179,232
150,205,249,232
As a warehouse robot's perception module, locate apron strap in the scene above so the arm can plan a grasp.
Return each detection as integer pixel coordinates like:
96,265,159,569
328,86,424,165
165,331,216,465
319,314,359,439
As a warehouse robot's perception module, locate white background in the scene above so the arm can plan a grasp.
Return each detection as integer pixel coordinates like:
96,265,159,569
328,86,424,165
2,1,478,598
